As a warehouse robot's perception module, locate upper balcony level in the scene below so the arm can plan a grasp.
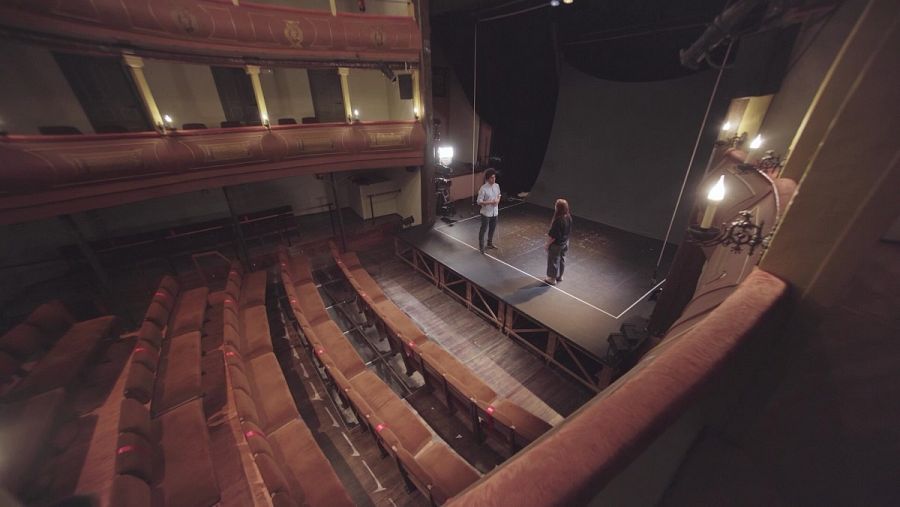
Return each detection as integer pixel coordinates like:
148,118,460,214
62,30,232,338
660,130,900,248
0,27,426,224
0,0,421,65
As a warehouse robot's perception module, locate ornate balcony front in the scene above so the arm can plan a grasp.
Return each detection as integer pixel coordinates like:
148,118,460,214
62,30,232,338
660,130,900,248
0,121,425,224
0,0,421,65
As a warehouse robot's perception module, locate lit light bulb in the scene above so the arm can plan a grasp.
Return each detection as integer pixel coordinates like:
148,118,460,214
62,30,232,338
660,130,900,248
700,175,726,229
353,109,360,119
413,107,419,117
550,0,560,6
563,0,573,4
437,145,454,167
750,134,763,149
163,114,173,125
721,121,732,131
707,175,726,202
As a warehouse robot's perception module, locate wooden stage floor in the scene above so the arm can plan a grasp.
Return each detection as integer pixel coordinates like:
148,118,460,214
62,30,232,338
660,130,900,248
398,201,675,358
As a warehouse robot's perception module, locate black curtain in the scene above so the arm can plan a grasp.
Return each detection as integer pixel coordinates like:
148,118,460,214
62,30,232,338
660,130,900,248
433,10,560,195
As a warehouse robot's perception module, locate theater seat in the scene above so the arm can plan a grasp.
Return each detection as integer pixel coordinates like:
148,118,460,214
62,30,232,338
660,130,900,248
156,400,219,506
417,341,496,403
10,315,119,399
268,419,354,507
0,388,67,494
152,331,202,416
490,399,552,443
110,474,151,507
414,442,481,504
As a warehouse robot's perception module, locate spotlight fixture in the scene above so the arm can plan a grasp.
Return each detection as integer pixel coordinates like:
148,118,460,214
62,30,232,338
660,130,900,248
563,0,573,4
437,145,454,167
550,0,560,6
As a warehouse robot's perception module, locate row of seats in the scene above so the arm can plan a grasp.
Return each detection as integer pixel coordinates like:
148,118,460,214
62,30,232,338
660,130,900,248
222,261,353,507
278,248,480,505
115,275,220,506
329,244,553,456
0,301,119,499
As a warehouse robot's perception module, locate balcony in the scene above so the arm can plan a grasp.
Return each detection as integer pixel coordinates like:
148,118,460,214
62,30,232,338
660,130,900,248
0,0,421,65
0,121,425,224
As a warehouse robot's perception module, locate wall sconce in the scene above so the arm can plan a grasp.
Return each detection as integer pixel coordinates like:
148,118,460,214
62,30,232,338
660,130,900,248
413,107,419,120
437,145,454,167
158,114,175,134
749,134,764,149
353,109,360,122
262,114,270,129
689,210,769,255
688,175,769,255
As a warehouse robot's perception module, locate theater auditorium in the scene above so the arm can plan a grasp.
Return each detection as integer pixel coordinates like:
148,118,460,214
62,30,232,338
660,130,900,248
0,0,897,505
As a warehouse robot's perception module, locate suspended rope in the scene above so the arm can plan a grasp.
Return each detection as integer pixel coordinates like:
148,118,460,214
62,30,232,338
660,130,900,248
654,39,734,274
471,23,479,204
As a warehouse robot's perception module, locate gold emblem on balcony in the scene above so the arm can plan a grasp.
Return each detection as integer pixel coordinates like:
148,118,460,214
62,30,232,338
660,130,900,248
284,21,305,48
372,26,385,47
368,132,406,148
200,143,252,162
68,151,144,179
297,138,336,153
172,7,198,35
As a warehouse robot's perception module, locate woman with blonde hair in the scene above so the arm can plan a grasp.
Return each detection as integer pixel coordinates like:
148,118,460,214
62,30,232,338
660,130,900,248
545,199,572,285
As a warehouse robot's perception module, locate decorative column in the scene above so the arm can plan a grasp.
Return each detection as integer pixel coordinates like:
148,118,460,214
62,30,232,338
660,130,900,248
329,0,337,15
245,65,270,125
338,67,353,123
122,54,163,129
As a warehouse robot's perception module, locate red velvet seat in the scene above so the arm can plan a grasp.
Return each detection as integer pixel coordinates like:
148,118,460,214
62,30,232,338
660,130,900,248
169,287,209,338
0,388,67,494
10,315,119,399
151,331,202,416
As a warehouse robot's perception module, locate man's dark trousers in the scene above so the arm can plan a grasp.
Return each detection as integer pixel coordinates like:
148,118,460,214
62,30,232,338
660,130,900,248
479,215,497,251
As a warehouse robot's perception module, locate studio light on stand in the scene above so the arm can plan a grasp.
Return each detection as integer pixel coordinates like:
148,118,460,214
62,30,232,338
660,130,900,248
437,145,454,167
434,144,456,225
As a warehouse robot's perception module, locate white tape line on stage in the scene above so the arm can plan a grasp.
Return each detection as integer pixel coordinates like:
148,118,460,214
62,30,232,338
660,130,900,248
614,279,666,319
434,227,619,318
434,201,526,230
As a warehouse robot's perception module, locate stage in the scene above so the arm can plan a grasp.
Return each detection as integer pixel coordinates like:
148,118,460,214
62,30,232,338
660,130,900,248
396,202,675,390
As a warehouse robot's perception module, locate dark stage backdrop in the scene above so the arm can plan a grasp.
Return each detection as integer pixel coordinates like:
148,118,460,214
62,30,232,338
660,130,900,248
529,63,719,242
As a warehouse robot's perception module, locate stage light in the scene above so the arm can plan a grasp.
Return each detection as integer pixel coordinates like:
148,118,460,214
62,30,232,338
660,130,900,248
563,0,573,4
749,134,763,149
353,109,360,121
163,114,173,126
550,0,560,6
437,145,454,167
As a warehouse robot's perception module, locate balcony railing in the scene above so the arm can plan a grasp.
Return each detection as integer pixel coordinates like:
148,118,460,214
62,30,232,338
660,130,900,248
0,121,425,224
0,0,421,65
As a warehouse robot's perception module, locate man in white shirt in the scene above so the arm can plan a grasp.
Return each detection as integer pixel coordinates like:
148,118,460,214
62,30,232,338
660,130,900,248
476,169,501,254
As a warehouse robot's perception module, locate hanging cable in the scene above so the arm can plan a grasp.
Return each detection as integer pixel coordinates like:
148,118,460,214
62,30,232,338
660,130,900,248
472,23,479,204
654,39,734,275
